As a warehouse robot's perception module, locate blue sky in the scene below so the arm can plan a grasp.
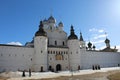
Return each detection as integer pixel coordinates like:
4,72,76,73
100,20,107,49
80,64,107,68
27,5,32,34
0,0,120,49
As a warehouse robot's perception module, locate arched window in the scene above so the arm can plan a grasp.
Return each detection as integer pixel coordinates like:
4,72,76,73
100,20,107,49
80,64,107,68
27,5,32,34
55,41,57,45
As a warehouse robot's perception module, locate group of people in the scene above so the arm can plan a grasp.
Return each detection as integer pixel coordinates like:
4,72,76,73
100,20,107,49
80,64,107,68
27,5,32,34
92,65,101,70
22,69,31,77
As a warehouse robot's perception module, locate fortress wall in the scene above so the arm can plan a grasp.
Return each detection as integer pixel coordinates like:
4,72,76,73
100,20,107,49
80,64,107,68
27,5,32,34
0,46,34,72
80,51,120,69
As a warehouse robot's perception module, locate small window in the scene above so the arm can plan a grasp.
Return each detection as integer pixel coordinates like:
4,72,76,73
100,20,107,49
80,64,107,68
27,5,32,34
56,51,58,54
48,39,49,45
64,51,65,54
50,58,52,60
41,50,43,53
55,41,57,45
76,51,78,54
51,51,52,54
61,51,63,54
59,51,60,54
48,51,49,54
31,58,32,61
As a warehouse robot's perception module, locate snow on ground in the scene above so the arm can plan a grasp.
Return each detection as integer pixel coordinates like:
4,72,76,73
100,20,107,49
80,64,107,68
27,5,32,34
0,67,120,80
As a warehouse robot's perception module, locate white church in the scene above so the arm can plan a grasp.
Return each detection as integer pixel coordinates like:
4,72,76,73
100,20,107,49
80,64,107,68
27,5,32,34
0,16,120,72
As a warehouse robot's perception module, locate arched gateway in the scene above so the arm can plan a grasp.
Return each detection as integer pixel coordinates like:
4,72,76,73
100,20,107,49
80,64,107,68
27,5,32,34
56,64,62,71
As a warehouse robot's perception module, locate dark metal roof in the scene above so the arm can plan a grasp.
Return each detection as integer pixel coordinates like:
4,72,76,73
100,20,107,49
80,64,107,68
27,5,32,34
68,25,78,40
80,32,84,41
35,21,47,37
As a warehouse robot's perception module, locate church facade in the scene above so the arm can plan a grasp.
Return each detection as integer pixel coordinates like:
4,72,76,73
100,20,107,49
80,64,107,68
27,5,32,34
0,16,120,72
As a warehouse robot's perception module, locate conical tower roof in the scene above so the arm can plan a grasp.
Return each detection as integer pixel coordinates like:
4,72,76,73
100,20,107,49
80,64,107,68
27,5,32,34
35,21,47,37
80,32,84,41
68,25,78,40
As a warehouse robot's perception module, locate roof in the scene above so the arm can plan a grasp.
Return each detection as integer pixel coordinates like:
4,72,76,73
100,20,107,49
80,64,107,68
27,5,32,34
68,25,78,40
35,21,47,37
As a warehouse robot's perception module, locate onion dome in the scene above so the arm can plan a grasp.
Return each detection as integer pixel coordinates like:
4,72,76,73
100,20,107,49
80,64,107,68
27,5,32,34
35,21,47,37
80,32,84,41
48,15,56,23
58,21,63,27
43,18,48,24
68,25,78,40
105,38,110,43
88,42,92,48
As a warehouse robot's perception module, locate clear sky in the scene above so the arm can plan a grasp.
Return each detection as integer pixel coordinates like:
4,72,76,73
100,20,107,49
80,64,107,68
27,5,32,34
0,0,120,50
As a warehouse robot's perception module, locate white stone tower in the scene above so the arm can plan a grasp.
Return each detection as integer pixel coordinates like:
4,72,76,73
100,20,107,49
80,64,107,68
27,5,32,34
33,21,48,72
67,25,81,71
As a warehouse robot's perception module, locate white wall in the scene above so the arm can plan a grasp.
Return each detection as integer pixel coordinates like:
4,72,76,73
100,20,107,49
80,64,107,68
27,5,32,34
80,51,120,69
0,45,34,72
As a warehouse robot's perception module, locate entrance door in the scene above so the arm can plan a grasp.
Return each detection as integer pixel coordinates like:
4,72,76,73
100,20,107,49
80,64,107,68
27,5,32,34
56,64,62,71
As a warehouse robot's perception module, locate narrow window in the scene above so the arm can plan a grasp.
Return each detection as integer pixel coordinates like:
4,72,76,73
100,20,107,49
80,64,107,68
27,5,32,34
50,58,52,60
56,51,58,54
48,39,49,45
31,58,32,61
51,51,52,54
48,51,49,54
55,41,57,45
41,50,43,53
59,51,60,54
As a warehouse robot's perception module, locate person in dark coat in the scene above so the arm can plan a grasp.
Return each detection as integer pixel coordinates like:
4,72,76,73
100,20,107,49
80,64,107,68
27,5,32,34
29,69,31,77
22,70,25,77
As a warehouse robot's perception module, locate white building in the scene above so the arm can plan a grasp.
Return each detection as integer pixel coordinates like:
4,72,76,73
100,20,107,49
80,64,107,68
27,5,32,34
0,16,120,72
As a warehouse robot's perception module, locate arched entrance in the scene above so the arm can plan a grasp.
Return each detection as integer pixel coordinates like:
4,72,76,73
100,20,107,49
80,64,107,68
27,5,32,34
56,64,62,71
